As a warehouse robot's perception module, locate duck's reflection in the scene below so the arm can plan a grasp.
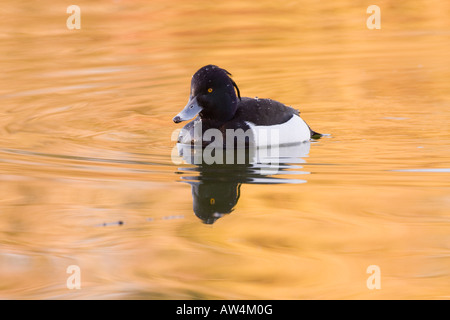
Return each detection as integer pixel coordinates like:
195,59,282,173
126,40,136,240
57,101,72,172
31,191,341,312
175,143,311,224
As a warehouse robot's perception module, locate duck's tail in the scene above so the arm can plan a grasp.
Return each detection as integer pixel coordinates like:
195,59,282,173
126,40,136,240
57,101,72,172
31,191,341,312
308,125,323,139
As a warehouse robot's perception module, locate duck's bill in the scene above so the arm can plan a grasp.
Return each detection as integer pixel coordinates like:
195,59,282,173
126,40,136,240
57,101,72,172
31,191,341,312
173,96,203,123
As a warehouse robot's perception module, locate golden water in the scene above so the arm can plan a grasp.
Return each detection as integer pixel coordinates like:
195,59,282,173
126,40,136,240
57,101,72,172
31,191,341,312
0,0,449,299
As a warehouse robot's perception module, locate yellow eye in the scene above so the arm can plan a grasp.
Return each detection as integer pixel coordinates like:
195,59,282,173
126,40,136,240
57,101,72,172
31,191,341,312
210,198,215,205
207,88,213,93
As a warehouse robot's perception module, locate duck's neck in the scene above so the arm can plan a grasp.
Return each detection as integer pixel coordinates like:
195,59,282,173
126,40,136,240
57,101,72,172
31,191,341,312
201,94,238,123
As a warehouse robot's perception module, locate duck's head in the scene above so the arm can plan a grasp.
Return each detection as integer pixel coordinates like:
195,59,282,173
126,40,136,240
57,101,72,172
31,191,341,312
173,65,241,124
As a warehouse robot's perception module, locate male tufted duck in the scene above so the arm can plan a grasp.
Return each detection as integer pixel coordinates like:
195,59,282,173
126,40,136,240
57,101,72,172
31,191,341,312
173,65,321,147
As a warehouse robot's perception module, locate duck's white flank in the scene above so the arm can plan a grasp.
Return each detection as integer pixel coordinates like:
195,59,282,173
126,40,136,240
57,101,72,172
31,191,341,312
245,115,311,146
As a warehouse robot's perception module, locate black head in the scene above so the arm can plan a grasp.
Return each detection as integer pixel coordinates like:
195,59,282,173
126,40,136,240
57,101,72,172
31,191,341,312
173,65,241,124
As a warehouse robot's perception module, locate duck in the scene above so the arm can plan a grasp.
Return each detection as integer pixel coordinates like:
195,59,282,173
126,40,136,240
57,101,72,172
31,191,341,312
173,65,321,147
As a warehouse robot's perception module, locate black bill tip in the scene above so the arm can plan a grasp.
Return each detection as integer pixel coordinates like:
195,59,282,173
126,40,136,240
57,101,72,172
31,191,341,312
173,116,182,123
